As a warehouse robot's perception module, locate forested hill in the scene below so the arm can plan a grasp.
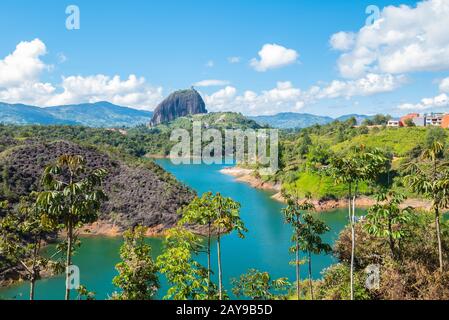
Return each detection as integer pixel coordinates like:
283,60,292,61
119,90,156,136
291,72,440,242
274,118,448,200
0,139,194,232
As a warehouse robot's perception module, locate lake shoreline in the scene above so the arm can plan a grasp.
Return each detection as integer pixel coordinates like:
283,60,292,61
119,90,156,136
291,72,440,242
77,222,168,237
0,224,168,289
220,166,432,212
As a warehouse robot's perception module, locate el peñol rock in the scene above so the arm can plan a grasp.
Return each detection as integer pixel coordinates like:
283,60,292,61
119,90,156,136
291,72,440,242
150,87,207,126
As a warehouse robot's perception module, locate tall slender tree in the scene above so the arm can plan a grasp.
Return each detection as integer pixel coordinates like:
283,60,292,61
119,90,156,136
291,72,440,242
364,191,413,260
330,146,389,299
404,141,448,272
36,155,107,300
157,227,213,300
212,193,247,300
281,192,314,300
299,213,332,299
179,192,216,292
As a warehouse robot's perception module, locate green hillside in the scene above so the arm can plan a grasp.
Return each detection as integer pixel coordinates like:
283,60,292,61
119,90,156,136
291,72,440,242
331,127,428,157
155,112,262,131
274,119,449,200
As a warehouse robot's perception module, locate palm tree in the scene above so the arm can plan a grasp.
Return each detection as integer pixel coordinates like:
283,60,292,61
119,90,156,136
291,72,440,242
36,155,107,300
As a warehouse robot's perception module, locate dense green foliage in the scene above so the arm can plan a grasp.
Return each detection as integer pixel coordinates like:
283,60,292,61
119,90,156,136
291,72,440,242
112,226,159,300
231,269,291,300
0,112,260,158
157,228,212,300
37,155,107,300
274,118,449,201
0,199,61,300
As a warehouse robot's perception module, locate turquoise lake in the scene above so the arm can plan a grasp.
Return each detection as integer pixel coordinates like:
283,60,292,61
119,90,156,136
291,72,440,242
0,160,363,300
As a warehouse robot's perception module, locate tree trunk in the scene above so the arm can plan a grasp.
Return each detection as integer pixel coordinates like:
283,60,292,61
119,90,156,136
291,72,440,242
350,203,355,301
435,209,443,272
348,183,352,222
296,241,300,300
350,184,357,301
388,219,396,259
29,238,40,300
217,233,223,300
207,222,211,294
347,183,353,300
29,276,36,300
308,251,314,300
65,220,73,301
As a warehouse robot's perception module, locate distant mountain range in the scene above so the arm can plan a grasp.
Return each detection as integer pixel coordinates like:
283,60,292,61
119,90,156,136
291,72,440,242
1,100,374,130
335,114,372,124
0,101,153,127
250,113,372,129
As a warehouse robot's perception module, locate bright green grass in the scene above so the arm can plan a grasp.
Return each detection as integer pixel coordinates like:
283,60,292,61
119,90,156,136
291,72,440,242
283,171,369,199
331,128,429,157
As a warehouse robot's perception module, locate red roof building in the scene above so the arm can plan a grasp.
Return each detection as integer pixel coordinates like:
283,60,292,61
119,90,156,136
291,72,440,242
441,115,449,129
400,113,420,126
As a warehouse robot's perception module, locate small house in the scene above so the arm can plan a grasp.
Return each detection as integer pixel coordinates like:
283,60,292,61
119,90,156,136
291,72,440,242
387,120,401,127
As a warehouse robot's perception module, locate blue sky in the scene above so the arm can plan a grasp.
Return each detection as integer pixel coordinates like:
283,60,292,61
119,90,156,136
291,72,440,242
1,0,448,117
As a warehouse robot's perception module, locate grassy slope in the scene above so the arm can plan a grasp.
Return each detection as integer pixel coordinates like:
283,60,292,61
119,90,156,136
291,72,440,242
331,127,428,157
283,172,370,199
281,127,438,200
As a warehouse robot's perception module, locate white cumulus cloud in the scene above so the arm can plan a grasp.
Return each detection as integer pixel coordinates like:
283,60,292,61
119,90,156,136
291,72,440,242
205,82,305,115
193,80,230,87
331,0,449,78
330,32,356,51
0,82,56,106
46,74,163,109
398,76,449,110
317,73,406,99
398,93,449,110
0,38,48,87
250,44,299,72
439,77,449,93
204,73,406,115
203,86,237,111
0,39,164,110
